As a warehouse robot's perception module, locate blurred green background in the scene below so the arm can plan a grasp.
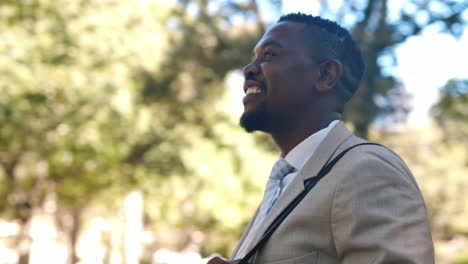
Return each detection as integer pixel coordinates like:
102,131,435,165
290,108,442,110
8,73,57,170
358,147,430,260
0,0,467,263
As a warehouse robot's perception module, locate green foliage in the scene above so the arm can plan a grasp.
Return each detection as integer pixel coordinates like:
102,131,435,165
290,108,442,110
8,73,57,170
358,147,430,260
431,79,468,148
455,250,468,264
0,0,171,225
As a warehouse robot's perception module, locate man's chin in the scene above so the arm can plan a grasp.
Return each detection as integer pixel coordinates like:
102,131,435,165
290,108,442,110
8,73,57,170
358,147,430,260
239,109,269,133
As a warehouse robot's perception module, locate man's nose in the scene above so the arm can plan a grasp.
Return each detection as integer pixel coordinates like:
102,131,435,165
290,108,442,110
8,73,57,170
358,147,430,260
242,60,260,78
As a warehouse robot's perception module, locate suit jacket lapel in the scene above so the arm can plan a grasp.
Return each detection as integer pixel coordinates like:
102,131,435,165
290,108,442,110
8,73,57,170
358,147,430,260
238,173,306,256
231,207,261,258
241,122,354,252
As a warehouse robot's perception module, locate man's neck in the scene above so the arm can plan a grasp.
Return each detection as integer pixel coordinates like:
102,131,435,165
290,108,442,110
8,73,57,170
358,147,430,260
271,112,341,156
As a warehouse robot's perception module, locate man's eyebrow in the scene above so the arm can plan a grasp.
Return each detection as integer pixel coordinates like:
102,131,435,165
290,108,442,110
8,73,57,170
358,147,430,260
261,40,282,49
251,40,282,57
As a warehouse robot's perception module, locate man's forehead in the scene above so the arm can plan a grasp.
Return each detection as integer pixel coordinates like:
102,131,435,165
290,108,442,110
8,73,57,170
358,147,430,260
254,21,308,50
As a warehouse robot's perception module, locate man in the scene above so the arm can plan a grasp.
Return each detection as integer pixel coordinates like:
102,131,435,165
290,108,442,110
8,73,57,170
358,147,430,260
208,13,434,264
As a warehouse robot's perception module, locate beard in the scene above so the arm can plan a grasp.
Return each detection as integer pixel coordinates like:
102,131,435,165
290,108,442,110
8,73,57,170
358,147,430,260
239,100,273,133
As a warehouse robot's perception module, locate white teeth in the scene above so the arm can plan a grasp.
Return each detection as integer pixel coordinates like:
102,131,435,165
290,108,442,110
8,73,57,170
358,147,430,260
246,86,262,95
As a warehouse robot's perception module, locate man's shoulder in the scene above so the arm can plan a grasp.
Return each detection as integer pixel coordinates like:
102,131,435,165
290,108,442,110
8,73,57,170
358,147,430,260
331,134,421,192
310,122,413,182
344,134,407,165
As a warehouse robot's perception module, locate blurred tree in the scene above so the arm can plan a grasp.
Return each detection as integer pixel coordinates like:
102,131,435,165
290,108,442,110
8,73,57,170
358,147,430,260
314,0,468,138
0,0,169,262
0,88,128,263
431,79,468,152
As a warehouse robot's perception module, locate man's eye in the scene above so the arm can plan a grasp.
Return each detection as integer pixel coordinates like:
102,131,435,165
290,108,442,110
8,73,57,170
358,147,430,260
264,51,275,59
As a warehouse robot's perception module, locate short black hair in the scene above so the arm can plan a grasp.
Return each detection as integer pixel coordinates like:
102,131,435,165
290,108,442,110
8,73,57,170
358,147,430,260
278,13,365,104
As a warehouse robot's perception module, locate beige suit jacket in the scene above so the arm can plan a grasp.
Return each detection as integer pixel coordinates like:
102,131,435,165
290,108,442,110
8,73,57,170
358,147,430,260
232,122,434,264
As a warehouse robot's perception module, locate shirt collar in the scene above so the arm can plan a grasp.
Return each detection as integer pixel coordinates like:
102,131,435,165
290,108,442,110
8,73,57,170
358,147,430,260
282,120,340,170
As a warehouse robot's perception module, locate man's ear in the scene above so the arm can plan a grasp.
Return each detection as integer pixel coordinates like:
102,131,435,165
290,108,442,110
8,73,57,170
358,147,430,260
316,59,343,93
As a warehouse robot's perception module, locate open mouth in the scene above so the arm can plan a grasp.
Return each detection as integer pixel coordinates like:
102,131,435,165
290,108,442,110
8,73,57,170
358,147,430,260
245,86,263,95
243,83,266,110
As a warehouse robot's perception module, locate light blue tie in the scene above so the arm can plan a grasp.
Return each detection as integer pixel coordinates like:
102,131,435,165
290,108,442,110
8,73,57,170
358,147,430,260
263,159,296,214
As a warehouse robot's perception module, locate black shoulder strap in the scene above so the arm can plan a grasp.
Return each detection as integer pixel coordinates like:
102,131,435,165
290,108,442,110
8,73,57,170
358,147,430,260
239,142,381,264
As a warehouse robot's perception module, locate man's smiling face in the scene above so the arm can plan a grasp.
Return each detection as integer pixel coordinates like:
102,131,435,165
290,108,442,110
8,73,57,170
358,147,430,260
240,21,321,133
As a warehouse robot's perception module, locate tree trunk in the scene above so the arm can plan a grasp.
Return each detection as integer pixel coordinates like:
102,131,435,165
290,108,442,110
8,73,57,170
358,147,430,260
124,190,143,264
18,253,30,264
16,220,32,264
70,208,82,264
